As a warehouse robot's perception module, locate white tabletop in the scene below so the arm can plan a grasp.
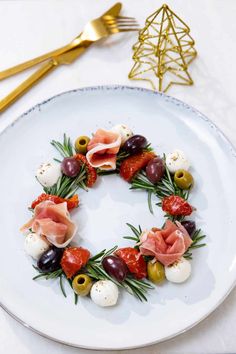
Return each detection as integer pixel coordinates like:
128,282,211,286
1,0,236,353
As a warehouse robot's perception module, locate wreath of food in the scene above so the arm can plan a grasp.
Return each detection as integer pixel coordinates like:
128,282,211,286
20,125,206,307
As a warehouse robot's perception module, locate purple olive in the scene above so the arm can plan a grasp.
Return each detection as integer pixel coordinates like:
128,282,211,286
37,246,64,272
61,157,81,177
123,135,147,155
181,220,196,237
146,157,165,184
102,255,128,282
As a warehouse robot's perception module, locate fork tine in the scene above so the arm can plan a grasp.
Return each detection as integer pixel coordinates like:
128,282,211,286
117,28,140,32
117,19,138,23
109,27,140,34
107,23,139,28
104,18,138,24
116,16,137,20
116,17,137,22
104,19,139,30
107,22,140,33
103,15,140,34
103,15,136,20
106,20,138,26
110,26,140,32
110,18,137,21
113,18,137,22
109,21,139,29
103,15,137,23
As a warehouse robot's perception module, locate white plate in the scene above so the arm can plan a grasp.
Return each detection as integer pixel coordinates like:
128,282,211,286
1,86,236,350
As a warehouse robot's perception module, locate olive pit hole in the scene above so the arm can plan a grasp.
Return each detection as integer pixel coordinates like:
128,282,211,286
177,172,184,178
80,139,86,145
77,277,85,284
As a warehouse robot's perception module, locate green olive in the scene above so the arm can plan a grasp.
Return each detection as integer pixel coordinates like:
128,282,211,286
147,260,165,284
75,136,90,154
174,169,193,189
72,274,92,296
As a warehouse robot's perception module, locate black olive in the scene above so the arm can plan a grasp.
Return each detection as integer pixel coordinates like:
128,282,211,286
146,157,165,184
37,246,64,272
181,220,196,237
123,135,147,155
102,255,128,282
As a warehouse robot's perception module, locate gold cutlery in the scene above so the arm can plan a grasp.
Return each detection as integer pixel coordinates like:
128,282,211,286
0,3,139,112
0,3,122,80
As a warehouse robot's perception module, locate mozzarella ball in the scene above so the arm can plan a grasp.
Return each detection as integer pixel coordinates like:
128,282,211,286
111,124,133,145
165,257,191,283
24,233,50,260
90,280,119,307
36,162,62,188
166,150,190,174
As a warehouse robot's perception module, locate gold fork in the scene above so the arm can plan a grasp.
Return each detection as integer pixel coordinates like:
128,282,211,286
0,11,138,112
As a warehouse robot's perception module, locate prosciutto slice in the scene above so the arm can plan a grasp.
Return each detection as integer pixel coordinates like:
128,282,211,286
20,201,77,248
86,129,121,170
139,220,192,266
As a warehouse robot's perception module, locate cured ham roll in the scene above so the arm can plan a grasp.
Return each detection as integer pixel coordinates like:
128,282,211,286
86,129,121,170
139,220,192,266
20,201,77,248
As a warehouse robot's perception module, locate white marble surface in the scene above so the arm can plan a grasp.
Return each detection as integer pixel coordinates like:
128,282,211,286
0,0,236,353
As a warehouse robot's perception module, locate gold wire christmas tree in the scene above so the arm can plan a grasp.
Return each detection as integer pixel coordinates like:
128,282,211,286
129,4,197,92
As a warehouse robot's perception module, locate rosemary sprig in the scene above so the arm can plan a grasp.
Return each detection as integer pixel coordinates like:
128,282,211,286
131,154,190,215
60,274,67,297
116,150,131,169
184,229,206,259
122,277,153,301
131,169,188,200
123,223,142,243
97,169,119,176
32,265,63,280
87,246,120,284
163,214,186,223
32,266,67,296
134,153,189,198
87,245,153,301
88,245,118,263
32,265,79,303
51,133,75,158
44,165,87,198
35,134,88,198
148,190,154,214
65,277,78,304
